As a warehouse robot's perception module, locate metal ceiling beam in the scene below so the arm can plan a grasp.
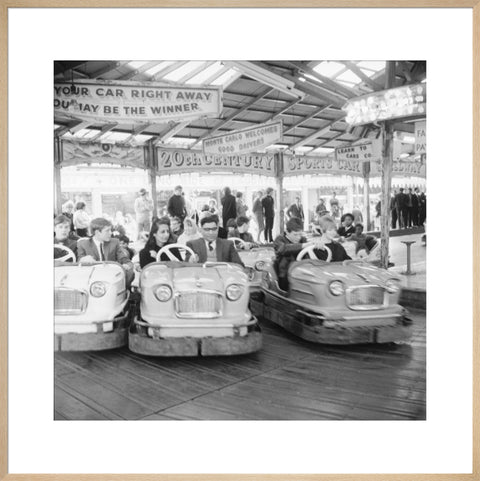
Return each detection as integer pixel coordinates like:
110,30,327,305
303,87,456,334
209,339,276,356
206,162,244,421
151,61,189,81
342,61,383,91
314,131,345,148
119,123,152,144
54,61,88,77
69,121,92,134
283,105,333,136
90,61,123,79
54,120,85,137
119,61,163,81
266,98,302,121
89,123,118,142
178,61,215,83
289,119,339,149
287,61,358,98
153,121,191,146
190,86,274,148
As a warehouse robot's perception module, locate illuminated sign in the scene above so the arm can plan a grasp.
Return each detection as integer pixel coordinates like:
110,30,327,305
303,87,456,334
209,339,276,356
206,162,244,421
343,83,426,126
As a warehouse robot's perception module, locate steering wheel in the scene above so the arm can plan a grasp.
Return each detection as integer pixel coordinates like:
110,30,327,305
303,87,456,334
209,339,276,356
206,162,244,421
228,237,247,249
296,244,332,262
156,243,196,262
54,244,76,262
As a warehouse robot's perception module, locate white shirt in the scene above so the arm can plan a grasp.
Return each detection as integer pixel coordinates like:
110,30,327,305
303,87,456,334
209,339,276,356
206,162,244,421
93,238,105,261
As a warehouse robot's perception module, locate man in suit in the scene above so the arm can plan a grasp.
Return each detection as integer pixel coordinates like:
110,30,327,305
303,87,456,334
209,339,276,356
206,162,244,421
395,188,407,229
286,196,305,228
77,217,134,286
186,214,244,266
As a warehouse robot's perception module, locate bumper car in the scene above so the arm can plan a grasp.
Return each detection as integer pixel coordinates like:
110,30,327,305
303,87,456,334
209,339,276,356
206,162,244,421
54,247,130,351
250,244,412,345
128,244,262,357
228,237,275,293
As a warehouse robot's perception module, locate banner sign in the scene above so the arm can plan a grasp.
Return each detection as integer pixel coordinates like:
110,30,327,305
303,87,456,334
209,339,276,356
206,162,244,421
335,140,381,163
415,120,426,155
157,148,276,176
54,80,223,124
371,159,426,178
61,140,145,168
202,120,283,155
343,83,426,126
283,155,364,177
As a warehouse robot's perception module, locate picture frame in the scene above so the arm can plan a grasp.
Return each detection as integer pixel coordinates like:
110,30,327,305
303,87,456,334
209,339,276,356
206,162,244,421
1,2,478,480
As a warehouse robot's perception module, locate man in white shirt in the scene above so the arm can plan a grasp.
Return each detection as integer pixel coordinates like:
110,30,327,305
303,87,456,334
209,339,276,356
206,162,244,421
186,215,244,266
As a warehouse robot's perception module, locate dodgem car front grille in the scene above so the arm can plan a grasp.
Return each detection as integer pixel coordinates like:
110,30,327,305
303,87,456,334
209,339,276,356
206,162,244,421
346,286,386,310
175,292,222,318
55,288,87,315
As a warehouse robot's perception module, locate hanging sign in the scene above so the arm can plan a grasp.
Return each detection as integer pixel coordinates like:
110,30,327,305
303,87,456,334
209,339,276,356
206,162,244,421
283,155,363,177
61,139,144,168
335,140,381,163
156,148,276,176
371,159,426,178
343,83,426,126
415,120,426,155
54,80,222,124
202,120,283,155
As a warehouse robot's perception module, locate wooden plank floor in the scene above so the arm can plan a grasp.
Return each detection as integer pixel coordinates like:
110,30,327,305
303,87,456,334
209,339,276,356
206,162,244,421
54,310,426,420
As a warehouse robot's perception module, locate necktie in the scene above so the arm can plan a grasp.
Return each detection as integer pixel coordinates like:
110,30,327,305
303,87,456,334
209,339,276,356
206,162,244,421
208,241,214,252
100,242,105,261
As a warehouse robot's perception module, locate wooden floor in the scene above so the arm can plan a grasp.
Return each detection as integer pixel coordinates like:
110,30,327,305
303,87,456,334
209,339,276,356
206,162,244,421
54,310,426,420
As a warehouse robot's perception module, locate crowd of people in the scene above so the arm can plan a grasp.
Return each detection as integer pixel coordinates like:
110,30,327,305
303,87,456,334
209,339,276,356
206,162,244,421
54,181,387,296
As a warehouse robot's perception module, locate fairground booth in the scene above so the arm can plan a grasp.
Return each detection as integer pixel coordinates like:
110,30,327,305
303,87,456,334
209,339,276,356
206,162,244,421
54,60,426,264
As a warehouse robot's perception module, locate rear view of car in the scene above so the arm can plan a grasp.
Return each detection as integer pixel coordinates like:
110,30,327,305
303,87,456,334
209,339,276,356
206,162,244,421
129,261,262,356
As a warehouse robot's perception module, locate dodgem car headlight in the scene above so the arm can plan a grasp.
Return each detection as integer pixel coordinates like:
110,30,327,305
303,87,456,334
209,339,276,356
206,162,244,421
154,285,172,302
245,267,255,281
329,280,345,296
255,260,266,271
226,284,244,301
90,281,107,297
385,278,401,293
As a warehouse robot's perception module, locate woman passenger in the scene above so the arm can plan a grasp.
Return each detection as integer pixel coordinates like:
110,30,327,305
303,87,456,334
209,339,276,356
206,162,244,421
139,217,181,268
314,215,351,262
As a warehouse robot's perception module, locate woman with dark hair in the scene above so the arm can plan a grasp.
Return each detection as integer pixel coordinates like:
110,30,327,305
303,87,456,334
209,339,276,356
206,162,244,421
139,217,181,268
73,201,90,237
221,186,237,229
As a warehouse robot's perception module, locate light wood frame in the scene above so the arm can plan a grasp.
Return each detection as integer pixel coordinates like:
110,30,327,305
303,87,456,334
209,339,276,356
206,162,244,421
0,2,478,480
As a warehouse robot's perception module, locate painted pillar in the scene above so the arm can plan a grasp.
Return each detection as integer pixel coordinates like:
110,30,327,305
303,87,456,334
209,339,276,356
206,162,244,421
302,185,309,230
380,61,396,269
54,136,63,215
148,141,158,218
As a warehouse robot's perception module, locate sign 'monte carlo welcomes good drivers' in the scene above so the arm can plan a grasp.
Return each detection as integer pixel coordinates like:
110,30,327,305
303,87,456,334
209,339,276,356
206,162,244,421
54,80,223,123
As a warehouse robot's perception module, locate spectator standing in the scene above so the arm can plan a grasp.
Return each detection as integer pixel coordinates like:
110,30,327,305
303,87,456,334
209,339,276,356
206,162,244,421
236,191,249,217
315,198,328,218
286,196,305,228
395,188,407,229
262,187,275,243
134,188,154,235
419,191,427,226
412,187,420,227
62,200,75,233
329,192,340,211
73,201,90,237
406,188,414,227
208,199,219,216
390,190,398,229
221,186,237,229
167,185,187,222
252,190,264,242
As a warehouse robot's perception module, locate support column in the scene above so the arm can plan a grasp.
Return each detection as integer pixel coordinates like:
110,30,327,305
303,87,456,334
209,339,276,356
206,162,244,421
274,153,285,235
379,60,396,269
363,162,371,230
302,185,309,230
54,136,63,215
148,141,158,218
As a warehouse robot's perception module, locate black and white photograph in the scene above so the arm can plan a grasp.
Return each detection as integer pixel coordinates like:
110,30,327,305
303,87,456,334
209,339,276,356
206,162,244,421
53,59,427,421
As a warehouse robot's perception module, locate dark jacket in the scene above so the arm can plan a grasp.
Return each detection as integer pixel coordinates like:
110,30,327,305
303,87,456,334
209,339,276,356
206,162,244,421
286,203,304,221
167,194,187,219
221,194,237,226
186,237,244,266
262,195,275,218
77,237,131,265
139,240,181,268
54,236,78,259
395,192,407,209
337,225,355,238
273,233,307,280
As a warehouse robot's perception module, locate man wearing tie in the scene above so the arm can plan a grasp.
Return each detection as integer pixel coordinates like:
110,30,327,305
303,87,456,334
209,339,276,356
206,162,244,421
187,214,244,266
77,218,134,286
